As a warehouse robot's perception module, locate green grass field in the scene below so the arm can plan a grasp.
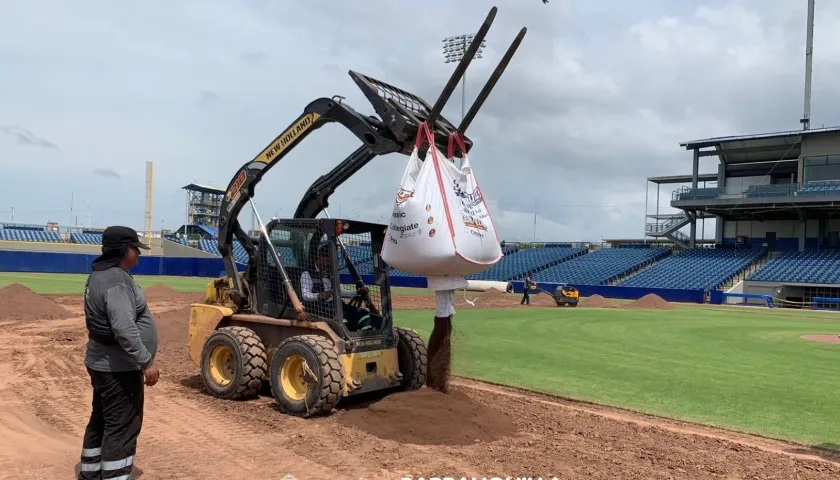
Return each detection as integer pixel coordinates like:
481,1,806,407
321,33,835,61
4,272,839,447
0,272,431,296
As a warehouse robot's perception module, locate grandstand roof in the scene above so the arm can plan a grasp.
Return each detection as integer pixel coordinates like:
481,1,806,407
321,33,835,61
647,173,717,184
679,126,840,164
182,183,225,195
197,224,217,237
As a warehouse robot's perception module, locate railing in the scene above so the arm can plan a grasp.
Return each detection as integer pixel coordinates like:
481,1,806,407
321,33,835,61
646,212,690,235
673,183,802,201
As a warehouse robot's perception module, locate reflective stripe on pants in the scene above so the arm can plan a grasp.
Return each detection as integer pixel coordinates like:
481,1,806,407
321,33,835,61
77,367,144,480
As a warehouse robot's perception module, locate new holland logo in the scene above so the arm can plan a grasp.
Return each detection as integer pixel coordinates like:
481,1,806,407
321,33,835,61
395,188,414,206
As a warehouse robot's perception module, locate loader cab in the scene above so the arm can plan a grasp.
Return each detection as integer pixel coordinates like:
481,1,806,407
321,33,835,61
253,218,395,341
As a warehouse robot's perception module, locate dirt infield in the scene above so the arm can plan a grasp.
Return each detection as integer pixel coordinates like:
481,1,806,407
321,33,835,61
801,334,840,345
0,293,838,479
391,288,558,310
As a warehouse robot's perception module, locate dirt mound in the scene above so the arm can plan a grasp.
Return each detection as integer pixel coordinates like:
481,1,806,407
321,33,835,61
580,294,618,308
801,334,840,345
154,305,193,375
625,293,674,310
481,287,506,300
144,283,183,302
338,387,517,445
530,291,558,307
0,283,73,321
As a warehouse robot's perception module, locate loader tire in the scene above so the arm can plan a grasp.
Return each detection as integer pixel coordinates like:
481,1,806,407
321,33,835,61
270,335,344,418
395,327,427,391
200,326,268,400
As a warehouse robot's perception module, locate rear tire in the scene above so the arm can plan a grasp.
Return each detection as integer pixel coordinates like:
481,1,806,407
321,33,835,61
270,335,344,417
395,327,427,391
200,326,268,400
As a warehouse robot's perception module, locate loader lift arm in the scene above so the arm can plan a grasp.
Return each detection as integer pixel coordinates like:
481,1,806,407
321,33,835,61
216,6,526,310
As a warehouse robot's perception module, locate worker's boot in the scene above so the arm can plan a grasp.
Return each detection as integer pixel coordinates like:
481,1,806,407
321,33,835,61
426,315,453,392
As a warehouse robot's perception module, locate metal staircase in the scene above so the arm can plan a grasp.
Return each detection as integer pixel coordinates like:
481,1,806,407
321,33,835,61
646,212,691,248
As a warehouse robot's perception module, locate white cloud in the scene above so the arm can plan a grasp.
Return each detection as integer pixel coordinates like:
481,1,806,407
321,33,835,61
1,0,839,242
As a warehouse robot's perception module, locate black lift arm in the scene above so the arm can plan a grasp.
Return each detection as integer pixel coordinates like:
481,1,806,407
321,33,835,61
216,6,526,306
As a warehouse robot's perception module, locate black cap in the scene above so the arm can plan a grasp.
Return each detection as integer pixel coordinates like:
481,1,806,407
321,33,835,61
102,226,150,250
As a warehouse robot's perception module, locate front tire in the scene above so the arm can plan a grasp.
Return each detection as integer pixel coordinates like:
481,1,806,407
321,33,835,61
200,326,268,400
270,335,344,417
395,327,427,391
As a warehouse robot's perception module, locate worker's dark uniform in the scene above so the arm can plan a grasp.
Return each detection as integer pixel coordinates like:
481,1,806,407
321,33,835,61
79,227,157,480
521,276,533,305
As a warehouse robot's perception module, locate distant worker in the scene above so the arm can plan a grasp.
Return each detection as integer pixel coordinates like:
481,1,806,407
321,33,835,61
301,243,373,330
78,226,160,480
521,273,534,305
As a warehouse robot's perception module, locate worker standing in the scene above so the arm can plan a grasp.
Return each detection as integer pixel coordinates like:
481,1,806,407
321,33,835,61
78,226,160,480
521,273,534,305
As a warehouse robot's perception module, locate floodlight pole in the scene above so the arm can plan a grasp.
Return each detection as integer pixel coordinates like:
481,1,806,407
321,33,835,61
801,0,815,130
441,33,486,122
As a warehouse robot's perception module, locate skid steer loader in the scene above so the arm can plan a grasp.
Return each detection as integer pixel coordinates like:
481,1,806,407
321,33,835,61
187,6,527,417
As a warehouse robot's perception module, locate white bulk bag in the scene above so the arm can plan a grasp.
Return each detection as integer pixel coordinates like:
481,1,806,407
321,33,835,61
380,124,502,277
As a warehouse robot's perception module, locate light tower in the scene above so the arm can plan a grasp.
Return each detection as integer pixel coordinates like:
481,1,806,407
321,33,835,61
441,34,487,122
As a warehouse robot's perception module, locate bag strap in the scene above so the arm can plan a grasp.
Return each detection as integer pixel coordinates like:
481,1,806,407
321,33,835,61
414,121,436,150
447,132,468,160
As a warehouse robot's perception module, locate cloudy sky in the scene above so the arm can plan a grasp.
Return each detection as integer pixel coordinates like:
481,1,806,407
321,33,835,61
2,0,839,242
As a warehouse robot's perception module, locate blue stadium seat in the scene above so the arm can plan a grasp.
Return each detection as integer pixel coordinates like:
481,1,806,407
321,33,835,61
70,233,103,244
0,227,63,243
620,247,765,290
798,182,840,196
534,247,668,285
466,247,586,281
748,250,840,284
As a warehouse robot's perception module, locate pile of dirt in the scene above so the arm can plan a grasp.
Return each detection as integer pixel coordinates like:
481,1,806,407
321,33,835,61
480,287,506,301
530,291,558,307
801,334,840,345
0,283,73,321
338,388,517,445
579,294,618,308
144,283,184,302
624,293,675,310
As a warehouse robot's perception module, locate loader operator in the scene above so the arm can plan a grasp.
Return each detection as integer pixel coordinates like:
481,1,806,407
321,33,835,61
301,243,374,331
78,226,160,480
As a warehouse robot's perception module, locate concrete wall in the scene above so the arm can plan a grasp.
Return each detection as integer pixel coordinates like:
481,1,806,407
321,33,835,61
723,220,820,239
800,132,840,181
0,240,101,255
0,238,169,256
161,239,218,259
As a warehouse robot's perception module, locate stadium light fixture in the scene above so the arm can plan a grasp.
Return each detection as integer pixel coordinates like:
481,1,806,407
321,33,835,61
441,34,487,121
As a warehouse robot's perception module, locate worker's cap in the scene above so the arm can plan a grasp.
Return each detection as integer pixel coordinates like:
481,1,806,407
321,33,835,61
102,226,150,251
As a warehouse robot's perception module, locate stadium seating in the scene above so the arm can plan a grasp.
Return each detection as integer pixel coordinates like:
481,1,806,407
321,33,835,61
747,250,840,284
798,182,840,196
620,247,765,290
467,247,587,281
70,233,103,244
534,247,668,285
0,228,63,243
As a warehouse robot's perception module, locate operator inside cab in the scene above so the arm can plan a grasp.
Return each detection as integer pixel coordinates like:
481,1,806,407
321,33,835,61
300,243,374,331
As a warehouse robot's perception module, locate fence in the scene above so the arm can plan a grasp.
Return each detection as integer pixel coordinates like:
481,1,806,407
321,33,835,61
510,281,706,303
0,250,245,277
0,250,711,303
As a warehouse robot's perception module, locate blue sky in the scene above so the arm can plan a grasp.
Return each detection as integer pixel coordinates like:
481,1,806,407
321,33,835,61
2,0,839,241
